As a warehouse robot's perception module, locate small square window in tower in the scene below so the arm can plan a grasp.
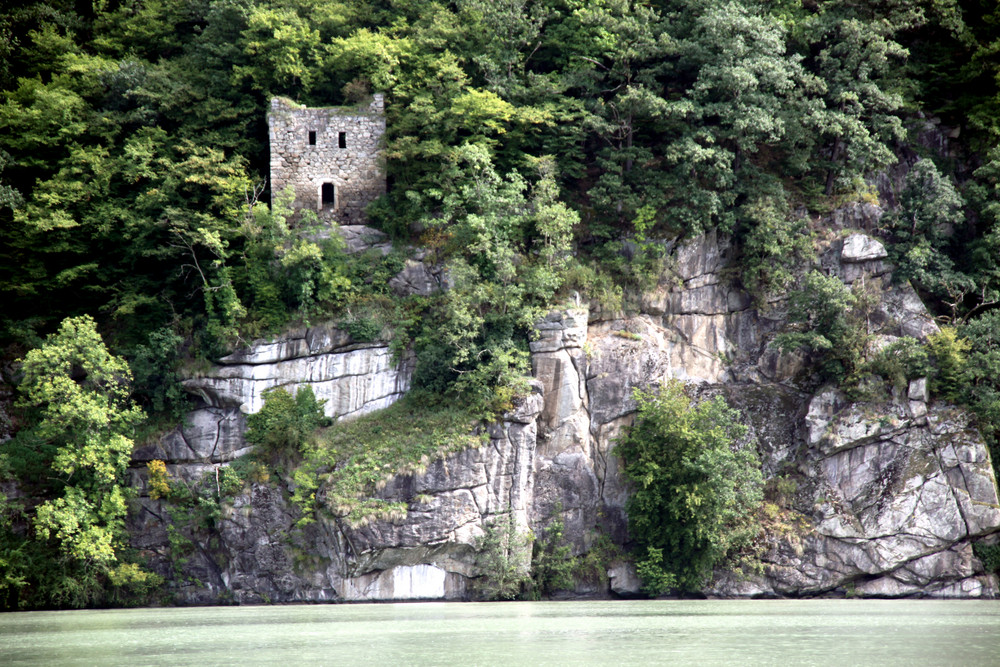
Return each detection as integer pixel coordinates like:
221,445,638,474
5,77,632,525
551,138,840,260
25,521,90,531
308,131,316,145
321,182,335,208
338,132,346,149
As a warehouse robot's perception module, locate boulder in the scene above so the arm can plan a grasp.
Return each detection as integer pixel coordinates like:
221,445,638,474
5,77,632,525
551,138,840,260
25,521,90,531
842,234,888,262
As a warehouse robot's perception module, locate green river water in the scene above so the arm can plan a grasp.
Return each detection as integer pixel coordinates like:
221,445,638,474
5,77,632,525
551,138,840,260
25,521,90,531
2,599,999,666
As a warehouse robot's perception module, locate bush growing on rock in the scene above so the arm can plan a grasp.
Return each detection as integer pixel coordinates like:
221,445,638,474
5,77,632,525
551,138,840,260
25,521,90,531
926,327,970,402
776,270,877,385
528,509,575,598
475,513,532,601
615,380,763,595
737,194,813,303
864,337,931,392
959,312,1000,462
244,386,330,457
884,159,972,315
146,460,171,501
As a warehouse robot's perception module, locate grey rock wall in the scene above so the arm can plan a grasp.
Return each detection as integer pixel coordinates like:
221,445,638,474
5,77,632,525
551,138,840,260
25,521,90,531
130,228,1000,603
182,337,411,420
759,390,1000,598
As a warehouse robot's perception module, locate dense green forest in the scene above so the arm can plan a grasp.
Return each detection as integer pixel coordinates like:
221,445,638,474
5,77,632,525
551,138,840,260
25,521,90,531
4,0,1000,608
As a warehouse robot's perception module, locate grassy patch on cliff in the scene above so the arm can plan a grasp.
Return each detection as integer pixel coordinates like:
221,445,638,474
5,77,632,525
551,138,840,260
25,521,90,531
287,392,486,527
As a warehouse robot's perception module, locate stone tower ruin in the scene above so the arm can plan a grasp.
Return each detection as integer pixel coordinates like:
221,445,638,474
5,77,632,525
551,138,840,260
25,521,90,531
268,95,386,225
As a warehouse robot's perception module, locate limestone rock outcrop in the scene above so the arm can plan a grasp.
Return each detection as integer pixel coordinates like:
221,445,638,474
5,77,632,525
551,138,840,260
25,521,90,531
748,389,1000,598
130,227,1000,602
180,323,412,421
133,329,408,486
131,381,542,604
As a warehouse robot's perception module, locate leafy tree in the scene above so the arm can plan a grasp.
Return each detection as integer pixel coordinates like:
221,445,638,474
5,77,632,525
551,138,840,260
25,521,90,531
737,193,812,302
17,316,143,561
238,5,324,95
961,311,1000,454
457,0,550,97
944,0,1000,144
664,0,816,222
403,145,576,416
616,380,763,594
885,159,974,318
277,238,353,319
963,148,1000,319
1,315,153,607
0,485,33,608
864,336,931,392
529,509,575,597
776,270,877,384
126,326,186,418
794,8,908,195
926,326,970,401
475,512,532,600
560,0,672,226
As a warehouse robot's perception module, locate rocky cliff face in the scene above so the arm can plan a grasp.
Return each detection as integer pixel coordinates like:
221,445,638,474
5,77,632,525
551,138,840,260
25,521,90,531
129,226,1000,603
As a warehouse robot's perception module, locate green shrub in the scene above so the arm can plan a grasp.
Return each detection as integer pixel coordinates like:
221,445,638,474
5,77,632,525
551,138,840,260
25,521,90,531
406,287,534,421
616,380,763,594
346,248,407,296
529,510,575,598
634,547,676,597
561,260,624,315
475,513,532,601
146,460,171,500
765,475,799,508
343,316,382,343
228,455,270,485
973,542,1000,574
738,194,813,303
451,343,531,419
106,562,164,607
926,326,971,401
959,313,1000,470
278,238,353,319
244,386,330,457
216,466,245,497
128,326,187,418
865,337,931,390
884,159,973,316
571,531,622,586
775,271,876,385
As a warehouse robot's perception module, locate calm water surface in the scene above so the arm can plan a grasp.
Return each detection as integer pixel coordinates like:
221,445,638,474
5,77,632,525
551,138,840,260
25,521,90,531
2,599,999,666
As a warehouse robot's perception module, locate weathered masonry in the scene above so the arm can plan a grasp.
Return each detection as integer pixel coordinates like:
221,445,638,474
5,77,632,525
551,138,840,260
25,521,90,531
268,95,386,224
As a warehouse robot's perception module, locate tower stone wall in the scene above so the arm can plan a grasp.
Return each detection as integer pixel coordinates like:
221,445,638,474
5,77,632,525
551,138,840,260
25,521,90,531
268,95,386,225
